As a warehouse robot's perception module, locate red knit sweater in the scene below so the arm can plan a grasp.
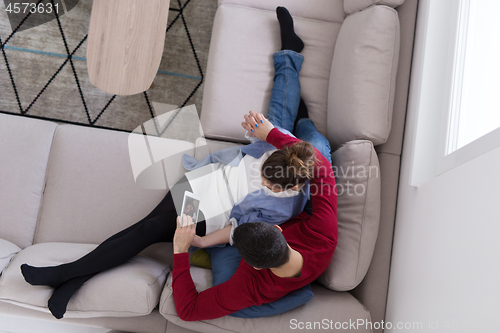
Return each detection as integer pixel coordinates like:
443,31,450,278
172,128,338,321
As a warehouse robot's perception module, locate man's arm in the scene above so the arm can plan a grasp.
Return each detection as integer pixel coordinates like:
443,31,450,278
172,217,258,320
172,253,258,321
265,127,300,150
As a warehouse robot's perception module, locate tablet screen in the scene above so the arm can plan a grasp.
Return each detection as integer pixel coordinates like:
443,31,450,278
181,192,200,226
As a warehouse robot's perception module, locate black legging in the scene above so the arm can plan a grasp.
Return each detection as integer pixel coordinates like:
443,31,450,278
21,177,206,318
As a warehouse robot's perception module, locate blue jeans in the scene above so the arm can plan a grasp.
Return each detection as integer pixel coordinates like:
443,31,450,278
266,50,332,164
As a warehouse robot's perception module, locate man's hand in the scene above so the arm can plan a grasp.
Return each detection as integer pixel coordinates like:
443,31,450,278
173,215,196,254
241,111,274,141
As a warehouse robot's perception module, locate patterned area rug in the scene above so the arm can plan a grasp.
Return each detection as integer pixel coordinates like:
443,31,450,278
0,0,217,133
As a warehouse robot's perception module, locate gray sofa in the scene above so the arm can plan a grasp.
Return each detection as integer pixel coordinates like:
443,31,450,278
0,0,418,332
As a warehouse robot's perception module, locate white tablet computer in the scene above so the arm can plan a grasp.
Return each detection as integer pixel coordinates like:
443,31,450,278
180,191,201,226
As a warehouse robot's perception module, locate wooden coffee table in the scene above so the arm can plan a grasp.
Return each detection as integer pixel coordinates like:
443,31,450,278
86,0,171,95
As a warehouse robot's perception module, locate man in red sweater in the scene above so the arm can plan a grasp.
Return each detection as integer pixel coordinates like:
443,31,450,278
172,113,338,321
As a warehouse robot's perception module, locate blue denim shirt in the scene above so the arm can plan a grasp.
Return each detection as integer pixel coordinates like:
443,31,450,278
181,128,309,228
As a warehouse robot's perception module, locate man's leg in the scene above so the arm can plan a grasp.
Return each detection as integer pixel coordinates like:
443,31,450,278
295,118,332,165
277,7,304,53
293,98,332,164
266,8,331,164
266,8,304,133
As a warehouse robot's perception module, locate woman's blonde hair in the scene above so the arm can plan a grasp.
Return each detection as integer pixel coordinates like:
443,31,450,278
261,141,316,189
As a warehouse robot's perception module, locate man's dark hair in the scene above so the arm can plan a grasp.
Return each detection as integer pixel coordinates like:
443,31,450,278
232,222,290,269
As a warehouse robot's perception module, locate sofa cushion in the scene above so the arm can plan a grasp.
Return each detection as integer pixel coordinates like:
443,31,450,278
0,113,58,249
160,267,213,315
189,249,212,269
0,239,21,274
0,242,169,318
327,5,400,148
200,4,341,142
160,270,371,333
344,0,405,15
318,140,381,291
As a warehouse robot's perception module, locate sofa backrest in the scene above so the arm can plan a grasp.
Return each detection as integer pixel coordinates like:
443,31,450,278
0,114,197,265
0,113,57,249
327,5,400,148
218,0,346,22
201,0,402,149
344,0,405,15
200,0,345,142
32,124,190,247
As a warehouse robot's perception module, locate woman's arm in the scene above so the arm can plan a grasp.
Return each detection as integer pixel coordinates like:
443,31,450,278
192,225,232,248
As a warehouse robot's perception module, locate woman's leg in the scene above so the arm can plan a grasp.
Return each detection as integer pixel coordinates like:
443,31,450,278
22,176,206,318
266,8,304,133
44,207,174,319
42,185,206,319
22,214,206,289
38,190,179,319
47,275,93,319
21,212,177,288
21,177,206,288
47,208,203,320
19,212,178,319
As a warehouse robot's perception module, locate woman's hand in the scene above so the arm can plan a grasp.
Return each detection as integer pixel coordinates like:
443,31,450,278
241,111,274,141
191,235,205,248
173,215,196,254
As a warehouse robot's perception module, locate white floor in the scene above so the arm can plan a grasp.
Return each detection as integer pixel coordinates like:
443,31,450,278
0,315,119,333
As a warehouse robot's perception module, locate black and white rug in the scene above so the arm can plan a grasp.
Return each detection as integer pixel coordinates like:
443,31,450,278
0,0,216,133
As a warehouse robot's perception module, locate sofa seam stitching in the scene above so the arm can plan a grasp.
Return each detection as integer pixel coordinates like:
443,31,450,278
354,142,376,284
31,123,60,247
0,251,19,260
147,266,170,313
0,299,150,316
219,4,345,24
384,6,399,144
